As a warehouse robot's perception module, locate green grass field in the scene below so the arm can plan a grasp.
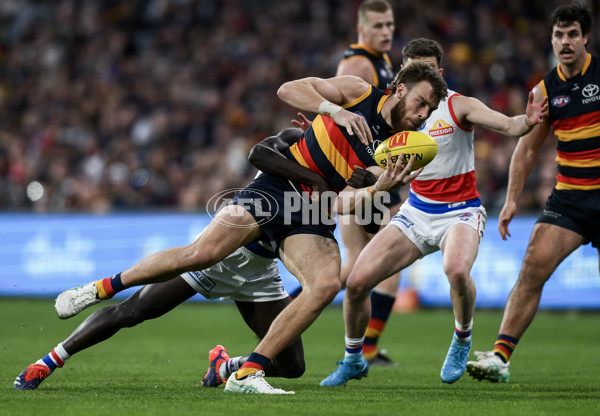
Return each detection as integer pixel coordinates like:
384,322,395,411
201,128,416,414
1,298,599,416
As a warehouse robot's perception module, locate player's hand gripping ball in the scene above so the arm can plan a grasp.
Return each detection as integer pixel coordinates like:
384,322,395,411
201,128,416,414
374,131,438,170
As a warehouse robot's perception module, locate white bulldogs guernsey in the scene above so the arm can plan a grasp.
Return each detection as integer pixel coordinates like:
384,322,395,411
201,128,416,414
410,90,480,205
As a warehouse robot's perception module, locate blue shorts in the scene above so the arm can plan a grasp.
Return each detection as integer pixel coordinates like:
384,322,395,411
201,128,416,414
236,173,337,253
537,189,600,248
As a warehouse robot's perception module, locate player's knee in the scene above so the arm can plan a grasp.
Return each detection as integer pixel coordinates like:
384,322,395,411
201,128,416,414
444,264,471,290
184,243,224,270
302,276,340,309
284,361,306,379
518,257,553,289
514,269,548,291
280,354,306,379
345,271,372,300
313,278,341,306
271,354,305,379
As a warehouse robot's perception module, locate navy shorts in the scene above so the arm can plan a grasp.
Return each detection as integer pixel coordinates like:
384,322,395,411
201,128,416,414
236,173,337,253
386,188,402,208
537,188,600,248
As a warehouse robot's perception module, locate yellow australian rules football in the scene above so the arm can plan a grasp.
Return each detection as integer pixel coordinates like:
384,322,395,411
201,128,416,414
374,131,438,170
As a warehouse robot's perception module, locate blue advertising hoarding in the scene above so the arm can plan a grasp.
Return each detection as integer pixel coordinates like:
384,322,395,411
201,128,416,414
0,213,598,308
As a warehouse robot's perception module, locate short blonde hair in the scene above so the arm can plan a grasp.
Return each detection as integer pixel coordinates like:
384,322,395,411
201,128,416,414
358,0,392,26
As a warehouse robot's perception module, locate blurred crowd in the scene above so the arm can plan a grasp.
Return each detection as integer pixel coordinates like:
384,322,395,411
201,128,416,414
0,0,598,214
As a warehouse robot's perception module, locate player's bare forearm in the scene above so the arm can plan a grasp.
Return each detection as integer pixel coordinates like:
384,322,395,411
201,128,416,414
505,122,549,204
277,77,343,113
248,128,328,190
277,76,373,144
460,93,548,138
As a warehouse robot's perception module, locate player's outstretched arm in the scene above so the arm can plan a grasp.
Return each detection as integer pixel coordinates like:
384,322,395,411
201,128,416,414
456,91,548,137
248,128,331,196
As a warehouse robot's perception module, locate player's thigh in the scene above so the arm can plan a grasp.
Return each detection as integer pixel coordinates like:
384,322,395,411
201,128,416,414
279,233,341,294
349,225,421,292
189,205,263,263
521,223,584,281
440,223,481,278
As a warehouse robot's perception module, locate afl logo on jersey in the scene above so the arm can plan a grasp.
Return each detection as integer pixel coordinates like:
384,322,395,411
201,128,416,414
551,95,570,107
354,111,366,120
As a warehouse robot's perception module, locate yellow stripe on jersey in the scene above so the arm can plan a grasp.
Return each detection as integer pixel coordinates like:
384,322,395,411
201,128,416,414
555,156,600,167
555,124,600,141
557,53,592,81
556,182,600,191
289,143,310,168
377,94,389,113
312,116,353,180
343,85,372,109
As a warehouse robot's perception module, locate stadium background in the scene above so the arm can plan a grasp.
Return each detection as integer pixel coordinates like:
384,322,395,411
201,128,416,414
0,0,598,308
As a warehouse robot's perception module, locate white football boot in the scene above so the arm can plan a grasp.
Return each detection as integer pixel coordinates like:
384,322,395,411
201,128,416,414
54,282,101,319
224,370,294,395
466,350,510,382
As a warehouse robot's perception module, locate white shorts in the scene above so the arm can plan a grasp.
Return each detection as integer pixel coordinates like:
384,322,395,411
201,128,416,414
389,201,487,256
181,246,287,302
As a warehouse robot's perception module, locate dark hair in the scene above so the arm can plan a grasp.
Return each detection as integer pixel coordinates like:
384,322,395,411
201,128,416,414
401,38,444,68
388,61,447,103
550,3,592,36
358,0,392,24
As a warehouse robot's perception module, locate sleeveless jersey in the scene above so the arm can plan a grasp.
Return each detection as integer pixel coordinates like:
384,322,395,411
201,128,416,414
338,44,395,91
541,53,600,191
410,90,480,203
285,86,394,192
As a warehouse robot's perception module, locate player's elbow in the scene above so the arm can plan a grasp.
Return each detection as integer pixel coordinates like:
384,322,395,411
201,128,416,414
277,82,293,102
248,144,265,166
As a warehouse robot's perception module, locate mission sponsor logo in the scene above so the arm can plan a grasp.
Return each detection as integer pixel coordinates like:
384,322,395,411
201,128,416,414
429,119,454,137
